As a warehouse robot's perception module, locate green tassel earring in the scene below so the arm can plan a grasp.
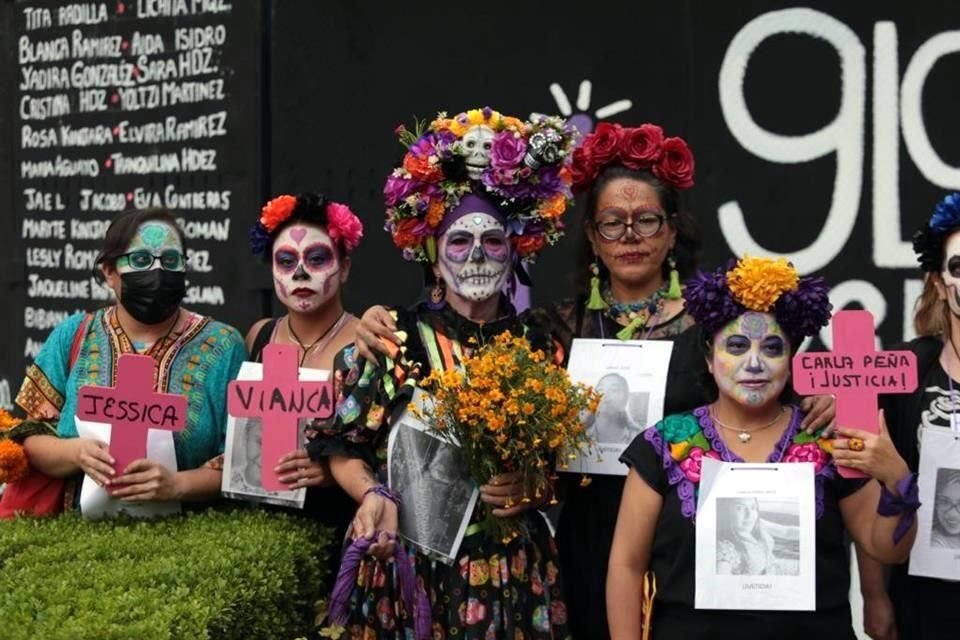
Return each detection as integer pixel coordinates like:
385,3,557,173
666,254,682,300
586,259,608,311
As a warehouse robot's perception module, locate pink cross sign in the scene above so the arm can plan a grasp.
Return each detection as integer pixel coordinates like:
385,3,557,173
76,354,188,475
227,344,334,491
792,310,918,477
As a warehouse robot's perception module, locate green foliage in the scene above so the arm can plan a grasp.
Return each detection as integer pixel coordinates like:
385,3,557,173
0,509,334,640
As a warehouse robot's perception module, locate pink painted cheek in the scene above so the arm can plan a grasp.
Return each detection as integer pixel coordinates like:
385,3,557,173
273,276,290,299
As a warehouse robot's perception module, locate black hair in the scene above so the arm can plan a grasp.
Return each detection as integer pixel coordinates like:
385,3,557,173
574,165,700,295
261,192,350,262
94,208,187,283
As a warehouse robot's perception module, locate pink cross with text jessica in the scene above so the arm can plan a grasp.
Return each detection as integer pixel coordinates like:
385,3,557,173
227,344,334,491
77,354,188,475
792,310,918,477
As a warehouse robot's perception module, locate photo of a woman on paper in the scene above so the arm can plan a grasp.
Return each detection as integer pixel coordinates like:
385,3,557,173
932,468,960,549
716,497,800,576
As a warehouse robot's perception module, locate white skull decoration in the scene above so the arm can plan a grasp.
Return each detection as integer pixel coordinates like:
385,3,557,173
461,125,495,180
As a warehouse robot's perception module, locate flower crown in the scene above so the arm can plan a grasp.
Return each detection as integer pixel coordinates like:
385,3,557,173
569,122,695,194
684,256,832,345
913,192,960,273
250,193,363,259
384,107,577,263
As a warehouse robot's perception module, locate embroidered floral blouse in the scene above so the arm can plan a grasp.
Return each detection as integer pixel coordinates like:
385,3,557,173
621,406,868,622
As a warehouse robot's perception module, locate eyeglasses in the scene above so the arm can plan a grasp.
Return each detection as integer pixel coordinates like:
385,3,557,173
118,249,187,272
594,213,669,240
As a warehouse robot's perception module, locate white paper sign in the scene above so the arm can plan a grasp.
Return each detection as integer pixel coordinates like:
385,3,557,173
909,427,960,578
387,388,479,563
221,361,328,509
563,338,673,475
76,418,180,519
695,458,816,610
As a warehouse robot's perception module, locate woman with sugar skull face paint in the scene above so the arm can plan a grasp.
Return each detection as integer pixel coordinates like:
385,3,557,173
607,256,916,640
241,192,361,573
3,208,247,516
307,108,577,640
853,192,960,640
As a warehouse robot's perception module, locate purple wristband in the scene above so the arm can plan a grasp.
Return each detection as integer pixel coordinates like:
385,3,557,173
877,472,920,545
363,484,400,507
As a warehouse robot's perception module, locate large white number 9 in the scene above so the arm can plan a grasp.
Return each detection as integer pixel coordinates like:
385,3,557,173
718,8,865,274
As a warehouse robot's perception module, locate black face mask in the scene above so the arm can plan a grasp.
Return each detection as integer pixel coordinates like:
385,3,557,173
119,270,186,325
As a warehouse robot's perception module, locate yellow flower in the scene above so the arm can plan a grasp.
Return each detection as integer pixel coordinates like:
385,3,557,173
726,255,799,312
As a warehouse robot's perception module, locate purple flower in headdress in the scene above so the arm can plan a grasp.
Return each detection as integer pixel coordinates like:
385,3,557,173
409,133,442,159
384,175,415,206
482,106,493,120
776,277,833,345
929,192,960,233
683,261,744,336
490,131,527,170
528,165,564,199
249,222,272,259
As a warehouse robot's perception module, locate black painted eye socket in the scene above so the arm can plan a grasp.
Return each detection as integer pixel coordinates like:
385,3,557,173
948,256,960,278
725,335,750,355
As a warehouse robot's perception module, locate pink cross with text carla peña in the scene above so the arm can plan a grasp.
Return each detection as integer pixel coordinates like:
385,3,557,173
792,310,918,477
76,354,188,476
227,344,334,492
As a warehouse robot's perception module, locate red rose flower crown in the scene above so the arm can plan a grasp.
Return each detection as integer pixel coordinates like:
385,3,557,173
569,122,695,194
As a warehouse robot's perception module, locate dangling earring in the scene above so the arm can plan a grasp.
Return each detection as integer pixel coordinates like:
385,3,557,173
427,279,446,310
666,252,682,300
586,258,608,311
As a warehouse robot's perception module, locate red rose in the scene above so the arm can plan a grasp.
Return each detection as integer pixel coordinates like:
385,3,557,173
569,147,599,194
512,234,546,256
652,136,695,189
392,218,423,249
620,124,664,170
581,122,622,166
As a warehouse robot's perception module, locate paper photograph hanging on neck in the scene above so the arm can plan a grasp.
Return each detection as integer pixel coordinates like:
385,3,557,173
909,427,960,579
695,458,816,611
561,338,673,475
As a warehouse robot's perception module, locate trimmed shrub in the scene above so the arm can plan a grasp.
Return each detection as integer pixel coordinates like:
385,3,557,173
0,509,334,639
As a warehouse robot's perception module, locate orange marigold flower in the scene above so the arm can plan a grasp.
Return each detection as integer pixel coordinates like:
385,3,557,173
260,195,297,233
0,439,29,483
425,199,446,228
726,255,799,312
403,153,443,182
539,193,567,219
0,409,22,431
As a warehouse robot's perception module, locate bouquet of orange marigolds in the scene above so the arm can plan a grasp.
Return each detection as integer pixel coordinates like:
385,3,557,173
0,409,29,485
417,331,599,541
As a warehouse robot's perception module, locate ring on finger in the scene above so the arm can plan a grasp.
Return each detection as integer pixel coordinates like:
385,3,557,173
848,437,865,452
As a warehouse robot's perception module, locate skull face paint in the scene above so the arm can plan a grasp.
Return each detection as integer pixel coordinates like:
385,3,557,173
461,125,495,180
272,224,341,314
437,213,511,302
710,312,790,408
941,232,960,317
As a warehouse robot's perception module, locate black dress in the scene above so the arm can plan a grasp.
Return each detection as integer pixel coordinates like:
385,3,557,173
622,408,867,640
543,298,706,640
249,319,356,578
880,336,960,640
307,301,573,640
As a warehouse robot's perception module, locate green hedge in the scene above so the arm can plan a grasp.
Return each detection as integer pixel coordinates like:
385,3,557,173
0,509,335,640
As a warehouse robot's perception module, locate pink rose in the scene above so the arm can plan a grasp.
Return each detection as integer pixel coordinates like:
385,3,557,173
679,447,721,483
783,442,828,472
326,202,364,252
490,131,527,171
